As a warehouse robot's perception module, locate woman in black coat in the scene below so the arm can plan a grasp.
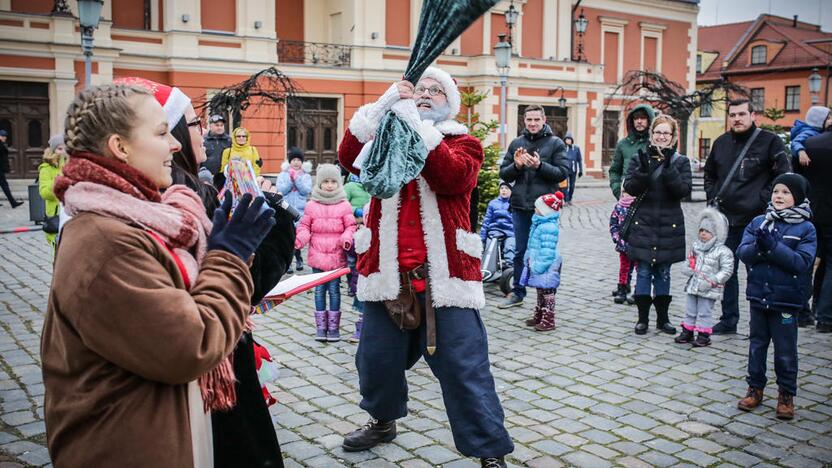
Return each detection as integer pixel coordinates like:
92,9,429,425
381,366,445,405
623,114,692,336
168,114,294,468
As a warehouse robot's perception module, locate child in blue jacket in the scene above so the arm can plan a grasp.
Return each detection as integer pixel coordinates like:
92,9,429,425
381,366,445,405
736,173,817,421
480,181,515,264
520,192,564,332
789,106,831,170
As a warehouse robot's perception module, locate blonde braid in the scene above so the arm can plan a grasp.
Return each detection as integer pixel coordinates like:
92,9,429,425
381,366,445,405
64,84,152,157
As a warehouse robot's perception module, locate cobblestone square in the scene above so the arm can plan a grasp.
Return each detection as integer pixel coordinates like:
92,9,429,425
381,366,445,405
1,186,830,467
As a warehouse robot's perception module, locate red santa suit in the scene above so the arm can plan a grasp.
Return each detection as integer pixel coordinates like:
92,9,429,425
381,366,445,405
338,68,485,310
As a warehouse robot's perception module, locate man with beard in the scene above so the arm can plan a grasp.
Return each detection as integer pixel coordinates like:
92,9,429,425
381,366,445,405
498,105,570,309
338,67,514,468
704,99,791,335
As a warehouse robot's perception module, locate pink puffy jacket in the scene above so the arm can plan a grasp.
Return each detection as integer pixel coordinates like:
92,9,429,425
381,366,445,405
294,199,357,270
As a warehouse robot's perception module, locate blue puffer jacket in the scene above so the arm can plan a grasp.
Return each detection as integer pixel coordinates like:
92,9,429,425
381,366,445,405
276,161,313,223
480,196,514,240
737,215,817,310
520,212,562,289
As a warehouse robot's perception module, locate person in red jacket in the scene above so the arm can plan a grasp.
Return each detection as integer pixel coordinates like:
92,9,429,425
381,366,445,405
338,67,513,468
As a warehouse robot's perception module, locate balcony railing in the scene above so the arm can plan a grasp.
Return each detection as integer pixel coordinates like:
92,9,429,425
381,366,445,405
277,40,352,67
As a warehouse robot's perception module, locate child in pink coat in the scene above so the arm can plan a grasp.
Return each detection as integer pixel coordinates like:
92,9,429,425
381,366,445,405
295,163,357,341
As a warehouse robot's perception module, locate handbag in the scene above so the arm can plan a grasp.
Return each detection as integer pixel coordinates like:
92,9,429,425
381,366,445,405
43,215,60,234
384,266,425,330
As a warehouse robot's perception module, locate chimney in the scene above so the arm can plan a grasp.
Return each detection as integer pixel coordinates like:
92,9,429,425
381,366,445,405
793,15,798,27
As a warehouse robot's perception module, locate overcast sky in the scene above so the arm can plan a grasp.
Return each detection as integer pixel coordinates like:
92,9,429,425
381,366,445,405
698,0,832,31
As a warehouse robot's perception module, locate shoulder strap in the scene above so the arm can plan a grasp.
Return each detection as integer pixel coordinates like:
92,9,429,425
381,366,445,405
714,127,761,201
146,230,192,290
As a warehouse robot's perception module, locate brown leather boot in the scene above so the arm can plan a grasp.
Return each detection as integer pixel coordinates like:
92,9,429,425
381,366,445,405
525,306,543,326
737,387,764,411
776,391,795,420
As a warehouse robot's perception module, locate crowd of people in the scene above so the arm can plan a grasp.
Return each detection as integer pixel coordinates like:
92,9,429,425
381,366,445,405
20,64,828,467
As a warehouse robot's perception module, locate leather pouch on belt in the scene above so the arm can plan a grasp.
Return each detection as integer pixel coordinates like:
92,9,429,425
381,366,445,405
384,274,422,330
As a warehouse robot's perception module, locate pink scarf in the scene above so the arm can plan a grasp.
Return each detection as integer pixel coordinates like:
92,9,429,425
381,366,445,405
56,153,239,412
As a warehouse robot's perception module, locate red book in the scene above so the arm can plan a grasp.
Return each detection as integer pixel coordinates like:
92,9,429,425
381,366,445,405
254,268,351,314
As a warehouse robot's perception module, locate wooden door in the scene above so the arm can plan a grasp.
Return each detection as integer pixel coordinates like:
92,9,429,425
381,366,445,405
0,81,49,179
602,110,620,170
286,97,339,169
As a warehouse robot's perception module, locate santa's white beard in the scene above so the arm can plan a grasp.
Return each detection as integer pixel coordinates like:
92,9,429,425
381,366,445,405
418,102,451,122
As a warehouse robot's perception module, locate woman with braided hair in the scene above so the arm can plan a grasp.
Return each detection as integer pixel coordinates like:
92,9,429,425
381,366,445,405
40,83,276,468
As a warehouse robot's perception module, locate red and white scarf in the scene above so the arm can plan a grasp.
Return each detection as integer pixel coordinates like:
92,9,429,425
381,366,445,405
55,152,239,412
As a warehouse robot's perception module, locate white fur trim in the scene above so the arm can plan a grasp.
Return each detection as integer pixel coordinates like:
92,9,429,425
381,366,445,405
535,197,555,217
391,99,422,131
417,177,486,309
455,228,483,259
356,193,401,302
419,67,460,119
164,87,191,130
348,84,401,143
353,141,374,170
354,227,372,254
434,120,469,136
418,120,444,151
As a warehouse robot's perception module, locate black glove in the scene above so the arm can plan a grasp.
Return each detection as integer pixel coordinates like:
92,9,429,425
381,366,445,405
662,151,673,168
637,149,649,171
578,172,583,178
755,227,777,252
208,193,277,261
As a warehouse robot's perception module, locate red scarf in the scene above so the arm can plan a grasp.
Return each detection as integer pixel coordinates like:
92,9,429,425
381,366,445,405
56,152,240,412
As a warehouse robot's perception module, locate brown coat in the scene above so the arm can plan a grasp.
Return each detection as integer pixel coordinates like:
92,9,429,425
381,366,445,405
41,213,253,468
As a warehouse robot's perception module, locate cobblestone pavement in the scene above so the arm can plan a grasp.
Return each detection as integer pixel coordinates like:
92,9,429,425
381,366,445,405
1,187,830,467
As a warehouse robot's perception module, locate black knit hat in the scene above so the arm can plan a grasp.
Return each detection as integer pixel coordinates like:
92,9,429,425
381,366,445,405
499,180,512,190
772,173,809,204
287,146,304,163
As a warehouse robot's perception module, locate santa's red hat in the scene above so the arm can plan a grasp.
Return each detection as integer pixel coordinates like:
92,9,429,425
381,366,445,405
535,192,565,216
114,77,191,130
419,66,461,119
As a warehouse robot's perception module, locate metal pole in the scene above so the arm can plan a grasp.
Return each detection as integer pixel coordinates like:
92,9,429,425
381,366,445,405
82,27,94,89
500,74,507,149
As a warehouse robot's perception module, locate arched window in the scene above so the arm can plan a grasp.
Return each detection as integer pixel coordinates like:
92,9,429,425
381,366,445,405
751,45,767,65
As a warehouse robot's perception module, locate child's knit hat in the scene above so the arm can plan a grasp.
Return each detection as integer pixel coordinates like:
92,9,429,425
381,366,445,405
535,192,564,216
772,172,809,204
806,106,831,130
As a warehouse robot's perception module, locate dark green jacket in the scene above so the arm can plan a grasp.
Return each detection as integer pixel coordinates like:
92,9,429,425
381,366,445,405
609,104,656,199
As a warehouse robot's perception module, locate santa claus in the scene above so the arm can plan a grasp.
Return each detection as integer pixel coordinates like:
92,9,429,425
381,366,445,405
338,67,514,468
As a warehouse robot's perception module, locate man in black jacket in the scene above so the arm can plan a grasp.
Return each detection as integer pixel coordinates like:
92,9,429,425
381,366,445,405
0,130,22,208
203,114,231,176
804,130,832,332
704,99,791,334
498,105,569,308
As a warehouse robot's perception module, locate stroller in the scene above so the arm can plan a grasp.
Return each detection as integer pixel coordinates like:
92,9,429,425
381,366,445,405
481,232,514,295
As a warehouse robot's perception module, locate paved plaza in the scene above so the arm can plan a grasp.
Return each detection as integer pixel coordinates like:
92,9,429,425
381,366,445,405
0,186,830,467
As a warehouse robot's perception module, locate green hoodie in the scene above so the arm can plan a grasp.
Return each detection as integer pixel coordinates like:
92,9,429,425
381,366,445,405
608,104,655,199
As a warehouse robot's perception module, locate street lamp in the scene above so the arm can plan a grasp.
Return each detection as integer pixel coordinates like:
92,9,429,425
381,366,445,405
574,8,589,62
809,68,822,104
78,0,104,90
495,34,512,149
549,87,568,109
505,1,518,48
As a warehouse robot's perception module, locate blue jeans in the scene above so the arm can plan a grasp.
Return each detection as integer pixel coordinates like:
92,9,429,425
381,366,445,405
312,268,341,311
511,209,534,298
565,172,577,202
747,304,799,395
356,297,514,458
634,262,671,296
814,226,832,325
718,225,745,328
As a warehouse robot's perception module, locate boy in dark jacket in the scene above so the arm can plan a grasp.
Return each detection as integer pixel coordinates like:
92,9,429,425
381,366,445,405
736,173,817,420
480,181,515,264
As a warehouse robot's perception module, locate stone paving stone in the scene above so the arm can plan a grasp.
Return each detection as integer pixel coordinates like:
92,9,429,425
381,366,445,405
562,450,612,467
617,455,653,468
676,448,720,467
638,450,680,467
525,455,565,468
530,439,570,457
413,445,459,465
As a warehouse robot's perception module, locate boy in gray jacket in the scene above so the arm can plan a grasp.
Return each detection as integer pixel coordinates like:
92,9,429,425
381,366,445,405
676,208,735,347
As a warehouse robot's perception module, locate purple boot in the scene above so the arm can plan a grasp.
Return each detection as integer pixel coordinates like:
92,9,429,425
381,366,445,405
349,317,363,343
314,311,327,342
327,310,342,342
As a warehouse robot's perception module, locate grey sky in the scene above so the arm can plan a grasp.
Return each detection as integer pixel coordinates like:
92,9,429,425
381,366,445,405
698,0,832,31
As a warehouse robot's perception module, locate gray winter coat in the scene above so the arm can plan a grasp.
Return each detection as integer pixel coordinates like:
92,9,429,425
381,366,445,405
683,208,735,300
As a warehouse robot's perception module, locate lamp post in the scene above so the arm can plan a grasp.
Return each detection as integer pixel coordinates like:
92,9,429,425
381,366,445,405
505,0,518,49
495,34,512,149
574,8,589,62
809,68,822,105
78,0,103,90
